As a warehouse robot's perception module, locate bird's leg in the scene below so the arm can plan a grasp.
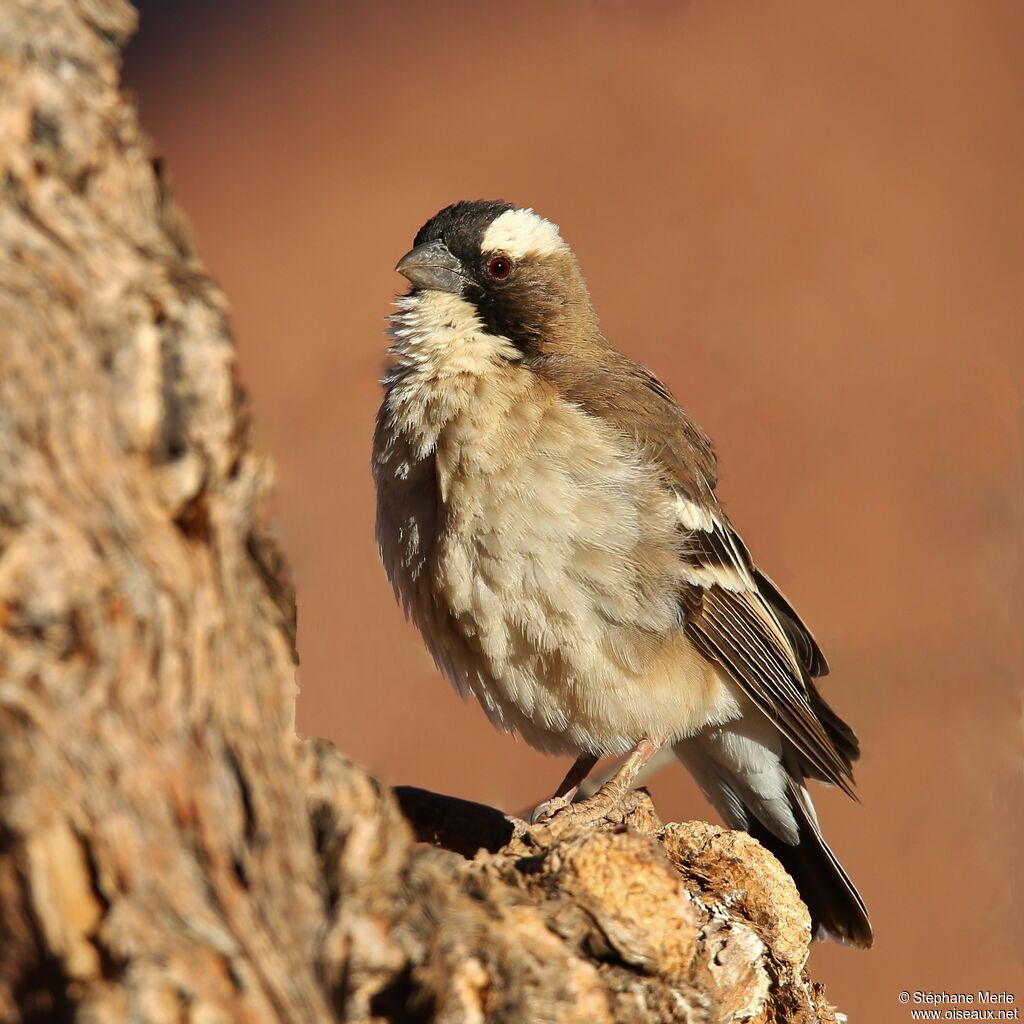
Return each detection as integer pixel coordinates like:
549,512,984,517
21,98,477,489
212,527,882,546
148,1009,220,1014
533,739,659,827
530,753,599,824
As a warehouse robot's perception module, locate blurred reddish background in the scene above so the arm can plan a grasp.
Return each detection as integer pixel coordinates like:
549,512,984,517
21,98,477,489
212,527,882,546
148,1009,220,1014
124,1,1022,1016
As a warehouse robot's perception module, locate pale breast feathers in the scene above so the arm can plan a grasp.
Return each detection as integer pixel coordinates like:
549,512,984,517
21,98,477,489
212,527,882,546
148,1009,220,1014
373,317,734,752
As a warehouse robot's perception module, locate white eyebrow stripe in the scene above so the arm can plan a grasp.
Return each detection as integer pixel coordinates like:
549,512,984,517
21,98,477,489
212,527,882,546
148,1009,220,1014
481,208,567,260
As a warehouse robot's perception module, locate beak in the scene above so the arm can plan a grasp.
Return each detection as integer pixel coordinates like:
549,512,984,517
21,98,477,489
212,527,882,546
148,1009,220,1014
395,239,467,294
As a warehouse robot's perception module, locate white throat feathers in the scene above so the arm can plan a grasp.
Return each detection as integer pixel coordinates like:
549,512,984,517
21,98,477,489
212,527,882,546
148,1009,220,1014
384,290,522,457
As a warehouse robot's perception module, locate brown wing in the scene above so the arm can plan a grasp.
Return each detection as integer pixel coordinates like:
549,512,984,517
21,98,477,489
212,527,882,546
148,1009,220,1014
536,345,856,792
752,567,829,679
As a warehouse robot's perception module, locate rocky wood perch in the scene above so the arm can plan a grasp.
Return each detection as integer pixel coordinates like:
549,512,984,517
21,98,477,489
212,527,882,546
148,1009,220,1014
0,3,845,1021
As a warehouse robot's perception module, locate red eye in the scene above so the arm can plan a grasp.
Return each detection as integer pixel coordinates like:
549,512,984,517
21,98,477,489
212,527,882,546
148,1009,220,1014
487,256,512,280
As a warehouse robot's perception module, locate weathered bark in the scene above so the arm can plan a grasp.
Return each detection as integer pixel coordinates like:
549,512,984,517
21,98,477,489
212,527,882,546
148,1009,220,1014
0,2,844,1021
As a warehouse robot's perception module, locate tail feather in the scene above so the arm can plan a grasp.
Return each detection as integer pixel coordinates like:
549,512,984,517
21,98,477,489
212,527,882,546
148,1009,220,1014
674,724,873,948
743,775,872,947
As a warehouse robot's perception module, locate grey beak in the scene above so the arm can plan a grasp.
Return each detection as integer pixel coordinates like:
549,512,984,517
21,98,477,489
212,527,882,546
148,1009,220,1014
395,239,467,294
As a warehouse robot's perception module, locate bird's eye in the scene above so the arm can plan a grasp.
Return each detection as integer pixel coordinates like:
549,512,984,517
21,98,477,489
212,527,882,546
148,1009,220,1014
487,255,512,280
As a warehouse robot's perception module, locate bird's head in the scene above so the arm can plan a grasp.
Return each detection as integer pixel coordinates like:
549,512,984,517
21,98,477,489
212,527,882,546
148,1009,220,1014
395,200,597,356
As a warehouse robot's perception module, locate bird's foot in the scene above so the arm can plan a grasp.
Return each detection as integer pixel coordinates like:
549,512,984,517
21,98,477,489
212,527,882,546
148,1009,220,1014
528,751,599,823
529,739,658,836
529,794,574,824
542,778,633,827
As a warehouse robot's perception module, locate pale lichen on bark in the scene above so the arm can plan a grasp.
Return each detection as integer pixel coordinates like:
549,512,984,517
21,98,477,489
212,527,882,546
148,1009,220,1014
0,2,846,1021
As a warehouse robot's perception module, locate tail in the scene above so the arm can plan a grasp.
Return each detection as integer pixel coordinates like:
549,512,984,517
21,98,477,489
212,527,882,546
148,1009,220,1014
674,711,873,948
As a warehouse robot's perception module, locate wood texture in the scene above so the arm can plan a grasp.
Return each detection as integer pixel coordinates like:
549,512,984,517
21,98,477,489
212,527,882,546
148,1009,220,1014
0,3,847,1020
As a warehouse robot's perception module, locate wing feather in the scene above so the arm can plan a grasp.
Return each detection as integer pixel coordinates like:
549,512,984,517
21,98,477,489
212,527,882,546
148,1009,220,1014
692,584,855,794
534,347,857,794
669,486,855,792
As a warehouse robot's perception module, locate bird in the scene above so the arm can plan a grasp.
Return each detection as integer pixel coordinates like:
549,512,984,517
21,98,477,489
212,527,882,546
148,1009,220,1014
372,199,872,948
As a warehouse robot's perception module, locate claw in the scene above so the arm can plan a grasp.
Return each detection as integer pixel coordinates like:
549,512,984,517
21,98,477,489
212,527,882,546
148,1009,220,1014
530,795,572,824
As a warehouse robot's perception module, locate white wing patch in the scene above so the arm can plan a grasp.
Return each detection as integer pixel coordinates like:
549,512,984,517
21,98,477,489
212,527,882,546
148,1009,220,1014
674,495,716,532
675,495,756,593
482,208,568,260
